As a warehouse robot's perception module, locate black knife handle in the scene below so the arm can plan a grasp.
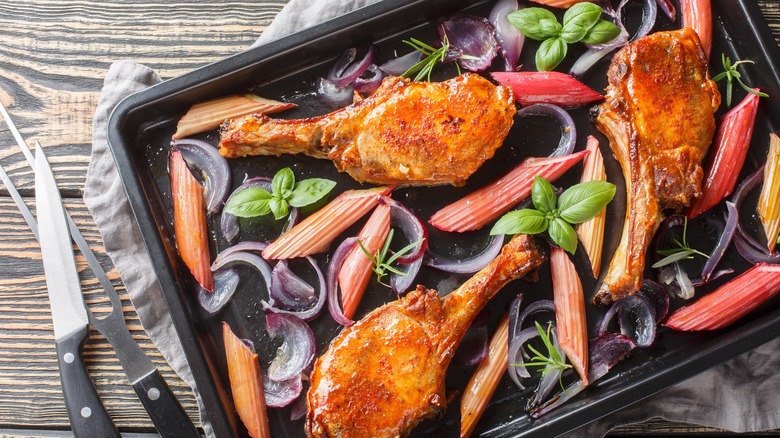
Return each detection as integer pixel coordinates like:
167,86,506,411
132,368,200,437
54,326,120,438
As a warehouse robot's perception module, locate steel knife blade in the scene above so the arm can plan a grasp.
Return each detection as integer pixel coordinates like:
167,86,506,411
35,147,120,438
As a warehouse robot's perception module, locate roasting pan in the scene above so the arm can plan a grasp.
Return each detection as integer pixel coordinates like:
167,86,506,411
107,0,780,436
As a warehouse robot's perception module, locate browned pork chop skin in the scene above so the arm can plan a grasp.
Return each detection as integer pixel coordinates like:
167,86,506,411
218,73,516,187
595,28,720,305
304,234,545,437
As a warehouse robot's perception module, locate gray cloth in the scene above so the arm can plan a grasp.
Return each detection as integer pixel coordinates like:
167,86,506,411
84,0,780,436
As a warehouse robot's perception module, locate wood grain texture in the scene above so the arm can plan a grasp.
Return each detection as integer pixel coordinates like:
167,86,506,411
0,0,778,436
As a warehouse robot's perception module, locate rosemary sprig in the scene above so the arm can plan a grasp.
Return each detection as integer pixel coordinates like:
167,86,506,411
712,53,769,107
516,322,572,389
402,36,459,82
358,229,424,287
651,217,710,269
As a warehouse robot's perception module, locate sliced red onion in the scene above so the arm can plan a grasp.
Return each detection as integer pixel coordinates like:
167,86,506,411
424,234,503,274
289,394,307,421
439,16,498,72
353,64,385,93
211,251,272,291
221,178,271,243
640,280,670,323
197,268,240,314
454,309,490,366
378,51,423,76
692,269,734,287
327,237,358,326
173,138,231,214
269,260,316,311
315,76,354,108
655,0,676,20
327,46,375,87
599,281,663,347
262,256,327,322
263,373,302,408
653,214,686,264
701,201,738,282
214,241,268,265
380,197,428,263
734,229,780,264
489,0,524,71
390,255,423,295
508,294,524,339
515,299,556,334
731,167,764,209
672,262,695,300
586,0,630,51
508,326,540,388
516,104,576,157
266,314,316,382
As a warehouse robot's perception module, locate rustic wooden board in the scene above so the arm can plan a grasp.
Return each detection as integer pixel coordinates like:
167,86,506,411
0,0,778,435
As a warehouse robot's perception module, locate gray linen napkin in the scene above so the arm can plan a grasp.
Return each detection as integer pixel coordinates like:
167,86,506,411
84,0,780,436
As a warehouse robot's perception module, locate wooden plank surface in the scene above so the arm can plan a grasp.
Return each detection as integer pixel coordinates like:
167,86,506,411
0,0,778,436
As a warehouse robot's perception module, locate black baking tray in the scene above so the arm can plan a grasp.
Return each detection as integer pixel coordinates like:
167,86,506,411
107,0,780,436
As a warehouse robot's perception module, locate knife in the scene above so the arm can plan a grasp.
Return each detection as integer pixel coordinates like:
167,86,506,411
35,147,121,438
2,101,199,437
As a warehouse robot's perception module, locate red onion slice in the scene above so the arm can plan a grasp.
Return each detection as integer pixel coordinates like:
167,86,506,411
315,77,354,108
516,104,576,158
197,268,240,314
489,0,524,71
289,394,308,421
327,46,375,88
701,201,738,282
263,373,302,408
379,51,423,76
265,314,316,382
214,241,268,265
729,168,780,264
173,139,231,214
353,64,385,93
424,234,503,275
211,251,272,291
599,281,662,347
439,16,498,72
269,260,317,311
262,256,327,322
508,326,540,388
327,237,358,326
453,309,490,366
221,178,270,243
526,327,564,410
379,197,428,264
390,255,423,295
655,0,676,20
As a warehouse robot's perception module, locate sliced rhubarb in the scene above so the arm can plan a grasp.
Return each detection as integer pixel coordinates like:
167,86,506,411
681,0,712,59
339,203,391,320
687,92,760,219
170,149,213,291
550,247,589,385
527,0,591,7
490,72,603,108
758,133,780,253
223,323,272,438
460,315,508,438
263,186,393,259
665,263,780,331
174,94,295,140
430,150,588,233
576,136,607,277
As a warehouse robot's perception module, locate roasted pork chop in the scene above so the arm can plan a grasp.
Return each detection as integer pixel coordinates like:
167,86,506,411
219,73,516,186
594,28,720,305
305,234,545,437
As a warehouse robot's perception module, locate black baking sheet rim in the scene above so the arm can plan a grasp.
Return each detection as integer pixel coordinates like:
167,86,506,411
106,0,780,436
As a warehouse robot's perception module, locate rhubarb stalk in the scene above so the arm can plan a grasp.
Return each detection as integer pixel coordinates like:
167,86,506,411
680,0,712,59
550,247,589,385
576,136,607,277
490,72,603,108
758,132,780,253
174,94,295,140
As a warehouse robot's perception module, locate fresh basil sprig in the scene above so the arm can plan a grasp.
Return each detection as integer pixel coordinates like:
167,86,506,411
712,53,769,107
508,2,620,71
224,168,336,220
491,176,616,254
777,234,780,245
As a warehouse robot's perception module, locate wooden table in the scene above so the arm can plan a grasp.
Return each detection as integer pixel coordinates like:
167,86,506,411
0,1,778,436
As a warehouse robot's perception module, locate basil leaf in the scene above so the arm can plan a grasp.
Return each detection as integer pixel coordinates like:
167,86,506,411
581,19,621,45
531,176,557,214
548,218,578,254
269,196,290,221
507,8,560,41
224,187,273,218
490,209,549,236
289,178,337,208
558,180,616,224
538,19,562,39
536,37,567,72
272,167,295,199
776,234,780,245
561,2,603,43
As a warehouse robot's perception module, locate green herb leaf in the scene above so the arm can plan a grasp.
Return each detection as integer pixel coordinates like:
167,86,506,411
558,180,616,224
514,322,571,388
402,37,455,82
714,53,769,107
507,7,560,41
538,18,563,39
652,217,709,269
561,2,603,44
531,176,558,213
269,196,289,221
777,235,780,245
358,228,424,287
272,167,295,199
289,178,336,207
580,19,621,45
224,187,273,218
490,209,549,236
548,217,578,254
536,37,567,72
